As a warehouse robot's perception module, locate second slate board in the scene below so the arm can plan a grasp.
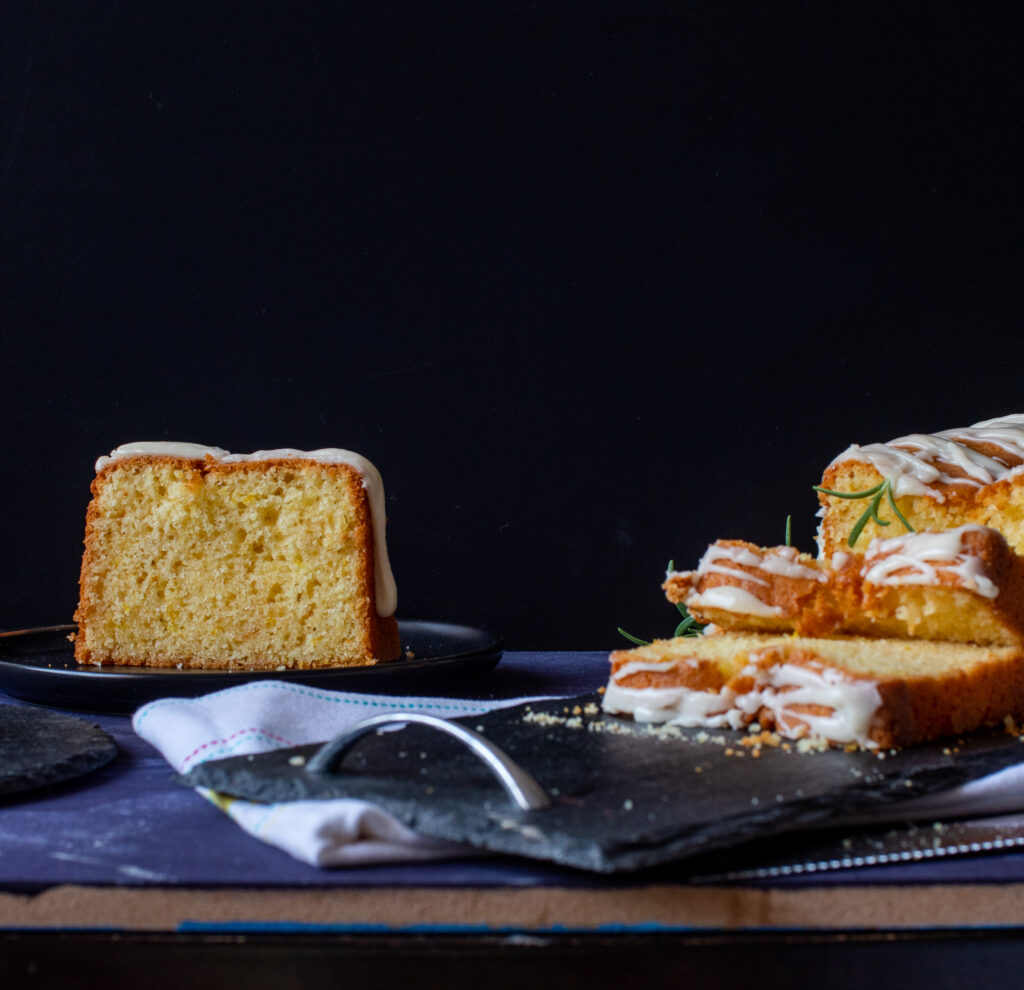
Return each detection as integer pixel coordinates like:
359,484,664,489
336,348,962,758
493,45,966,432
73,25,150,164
179,694,1024,873
0,704,117,796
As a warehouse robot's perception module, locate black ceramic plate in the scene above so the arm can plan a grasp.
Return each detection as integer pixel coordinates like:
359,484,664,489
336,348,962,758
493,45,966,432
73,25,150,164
0,621,503,715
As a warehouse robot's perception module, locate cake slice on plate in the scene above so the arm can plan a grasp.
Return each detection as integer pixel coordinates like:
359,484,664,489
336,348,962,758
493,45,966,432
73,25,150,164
74,442,400,669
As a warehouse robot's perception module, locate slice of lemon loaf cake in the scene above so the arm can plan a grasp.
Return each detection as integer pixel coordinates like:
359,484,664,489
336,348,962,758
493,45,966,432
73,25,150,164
603,634,1024,749
817,413,1024,556
610,414,1024,749
74,442,400,669
663,540,834,636
664,526,1024,647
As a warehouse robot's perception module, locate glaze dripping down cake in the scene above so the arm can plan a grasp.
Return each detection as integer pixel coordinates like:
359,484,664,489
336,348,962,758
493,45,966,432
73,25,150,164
602,634,1024,750
74,442,401,669
817,413,1024,555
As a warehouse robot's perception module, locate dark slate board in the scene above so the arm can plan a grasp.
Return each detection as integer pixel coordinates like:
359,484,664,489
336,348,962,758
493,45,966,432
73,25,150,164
178,694,1024,873
685,814,1024,883
0,704,118,796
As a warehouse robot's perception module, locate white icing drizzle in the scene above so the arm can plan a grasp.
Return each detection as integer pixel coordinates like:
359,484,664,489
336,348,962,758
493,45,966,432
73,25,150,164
94,442,398,617
831,551,851,571
694,543,824,587
602,683,739,727
613,658,700,678
830,414,1024,500
686,543,825,618
96,442,230,468
738,662,882,748
702,544,764,568
687,586,784,617
694,544,769,586
862,525,999,599
757,545,827,582
603,656,882,747
606,655,739,726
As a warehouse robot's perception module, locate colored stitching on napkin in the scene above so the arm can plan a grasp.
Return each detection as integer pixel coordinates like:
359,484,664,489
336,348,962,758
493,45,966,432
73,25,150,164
197,789,281,836
133,679,492,730
248,802,287,837
180,727,299,771
220,795,279,835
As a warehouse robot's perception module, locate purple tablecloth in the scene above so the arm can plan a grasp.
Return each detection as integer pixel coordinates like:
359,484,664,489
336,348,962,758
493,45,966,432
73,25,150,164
4,651,1024,894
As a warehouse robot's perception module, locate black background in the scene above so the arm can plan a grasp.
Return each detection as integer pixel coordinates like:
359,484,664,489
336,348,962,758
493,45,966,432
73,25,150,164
2,3,1023,648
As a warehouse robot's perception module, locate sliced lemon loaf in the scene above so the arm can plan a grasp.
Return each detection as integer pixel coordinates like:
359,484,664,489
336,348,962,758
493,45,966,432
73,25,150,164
603,634,1024,749
74,442,400,669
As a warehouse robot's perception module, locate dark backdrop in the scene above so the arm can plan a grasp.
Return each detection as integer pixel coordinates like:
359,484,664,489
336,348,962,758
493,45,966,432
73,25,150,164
2,3,1023,648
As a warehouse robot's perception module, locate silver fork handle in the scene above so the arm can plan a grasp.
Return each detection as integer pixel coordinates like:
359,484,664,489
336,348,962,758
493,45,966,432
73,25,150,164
306,712,551,812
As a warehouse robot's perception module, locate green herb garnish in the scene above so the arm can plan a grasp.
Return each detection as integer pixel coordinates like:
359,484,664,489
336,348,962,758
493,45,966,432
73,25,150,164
617,563,706,645
813,476,914,548
784,514,792,547
673,602,703,637
616,627,651,647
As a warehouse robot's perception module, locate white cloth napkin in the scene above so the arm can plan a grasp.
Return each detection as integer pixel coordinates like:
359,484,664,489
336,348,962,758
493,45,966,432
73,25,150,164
134,679,1024,869
133,680,540,867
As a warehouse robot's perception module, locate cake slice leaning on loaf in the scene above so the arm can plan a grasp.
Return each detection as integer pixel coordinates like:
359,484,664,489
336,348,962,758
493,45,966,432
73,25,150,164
602,634,1024,750
664,526,1024,647
74,442,400,669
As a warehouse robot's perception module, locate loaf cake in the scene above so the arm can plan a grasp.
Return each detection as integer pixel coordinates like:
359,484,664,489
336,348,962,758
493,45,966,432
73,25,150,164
74,442,400,669
607,414,1024,749
817,413,1024,555
665,526,1024,647
603,634,1024,749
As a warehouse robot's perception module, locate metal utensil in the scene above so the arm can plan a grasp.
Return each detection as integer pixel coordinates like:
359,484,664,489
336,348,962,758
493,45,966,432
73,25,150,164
307,711,552,812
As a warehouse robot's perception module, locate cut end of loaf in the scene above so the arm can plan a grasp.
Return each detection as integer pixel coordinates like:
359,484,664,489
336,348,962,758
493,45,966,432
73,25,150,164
74,453,400,669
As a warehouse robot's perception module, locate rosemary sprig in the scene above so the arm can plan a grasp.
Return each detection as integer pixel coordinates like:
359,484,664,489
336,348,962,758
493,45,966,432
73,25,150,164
673,602,703,637
813,476,914,548
617,563,706,646
616,627,650,647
